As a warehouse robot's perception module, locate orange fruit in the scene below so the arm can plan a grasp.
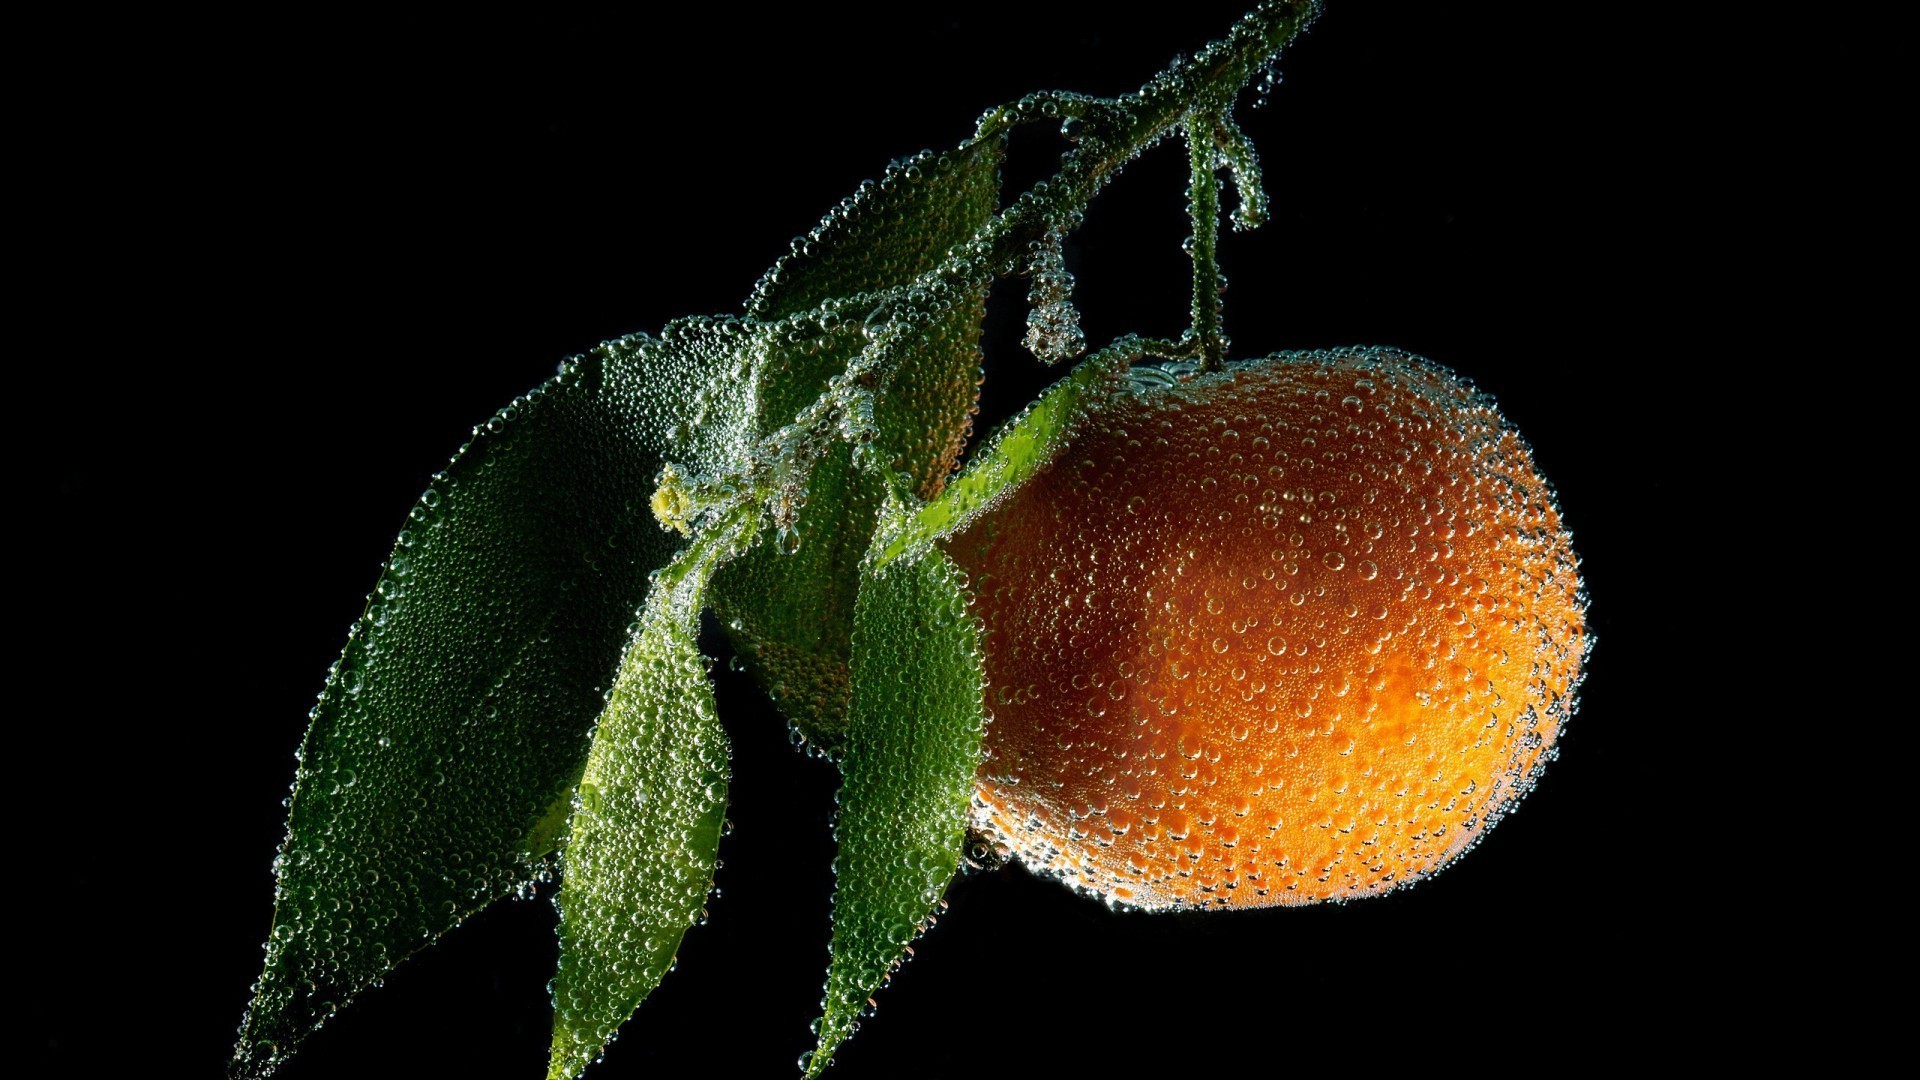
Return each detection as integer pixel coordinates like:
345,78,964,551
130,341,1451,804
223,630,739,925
948,348,1587,908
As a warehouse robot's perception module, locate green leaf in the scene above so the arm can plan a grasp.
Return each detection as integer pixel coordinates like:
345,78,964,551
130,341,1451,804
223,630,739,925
233,326,754,1079
547,506,757,1080
712,137,1003,745
807,538,985,1078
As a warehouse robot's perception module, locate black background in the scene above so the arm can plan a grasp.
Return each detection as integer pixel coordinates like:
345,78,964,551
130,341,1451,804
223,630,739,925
37,2,1738,1076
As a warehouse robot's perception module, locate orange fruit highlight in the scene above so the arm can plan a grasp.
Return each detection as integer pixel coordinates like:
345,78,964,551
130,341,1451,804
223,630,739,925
949,348,1587,908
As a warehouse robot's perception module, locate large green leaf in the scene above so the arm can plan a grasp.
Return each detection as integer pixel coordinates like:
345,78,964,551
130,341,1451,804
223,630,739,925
807,538,985,1077
547,507,757,1080
233,325,755,1079
711,137,1003,745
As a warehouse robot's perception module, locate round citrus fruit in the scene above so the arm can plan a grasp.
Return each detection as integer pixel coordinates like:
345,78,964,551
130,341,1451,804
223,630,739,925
948,347,1587,908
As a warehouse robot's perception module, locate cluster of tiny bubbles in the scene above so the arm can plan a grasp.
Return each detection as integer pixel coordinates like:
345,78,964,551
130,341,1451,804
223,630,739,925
1021,231,1085,363
1251,63,1283,107
953,346,1587,911
979,89,1063,139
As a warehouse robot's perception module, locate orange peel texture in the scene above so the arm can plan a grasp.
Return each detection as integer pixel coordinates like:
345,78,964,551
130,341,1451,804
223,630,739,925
948,348,1588,908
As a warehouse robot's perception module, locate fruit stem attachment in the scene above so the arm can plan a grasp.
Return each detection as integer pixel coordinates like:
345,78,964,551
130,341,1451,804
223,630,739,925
1186,113,1228,372
873,334,1187,568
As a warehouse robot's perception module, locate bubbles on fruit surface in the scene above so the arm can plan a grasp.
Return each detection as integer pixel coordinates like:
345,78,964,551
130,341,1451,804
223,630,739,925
952,348,1587,910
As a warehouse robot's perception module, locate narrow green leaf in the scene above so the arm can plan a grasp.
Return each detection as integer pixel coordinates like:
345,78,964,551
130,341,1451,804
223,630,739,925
233,327,754,1079
713,137,1003,745
808,540,985,1077
547,507,757,1080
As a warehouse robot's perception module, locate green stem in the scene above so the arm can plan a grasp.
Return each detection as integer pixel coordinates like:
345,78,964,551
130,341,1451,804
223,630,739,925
874,334,1189,567
1213,112,1270,230
732,2,1320,529
654,502,761,608
1187,116,1226,372
961,0,1318,284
